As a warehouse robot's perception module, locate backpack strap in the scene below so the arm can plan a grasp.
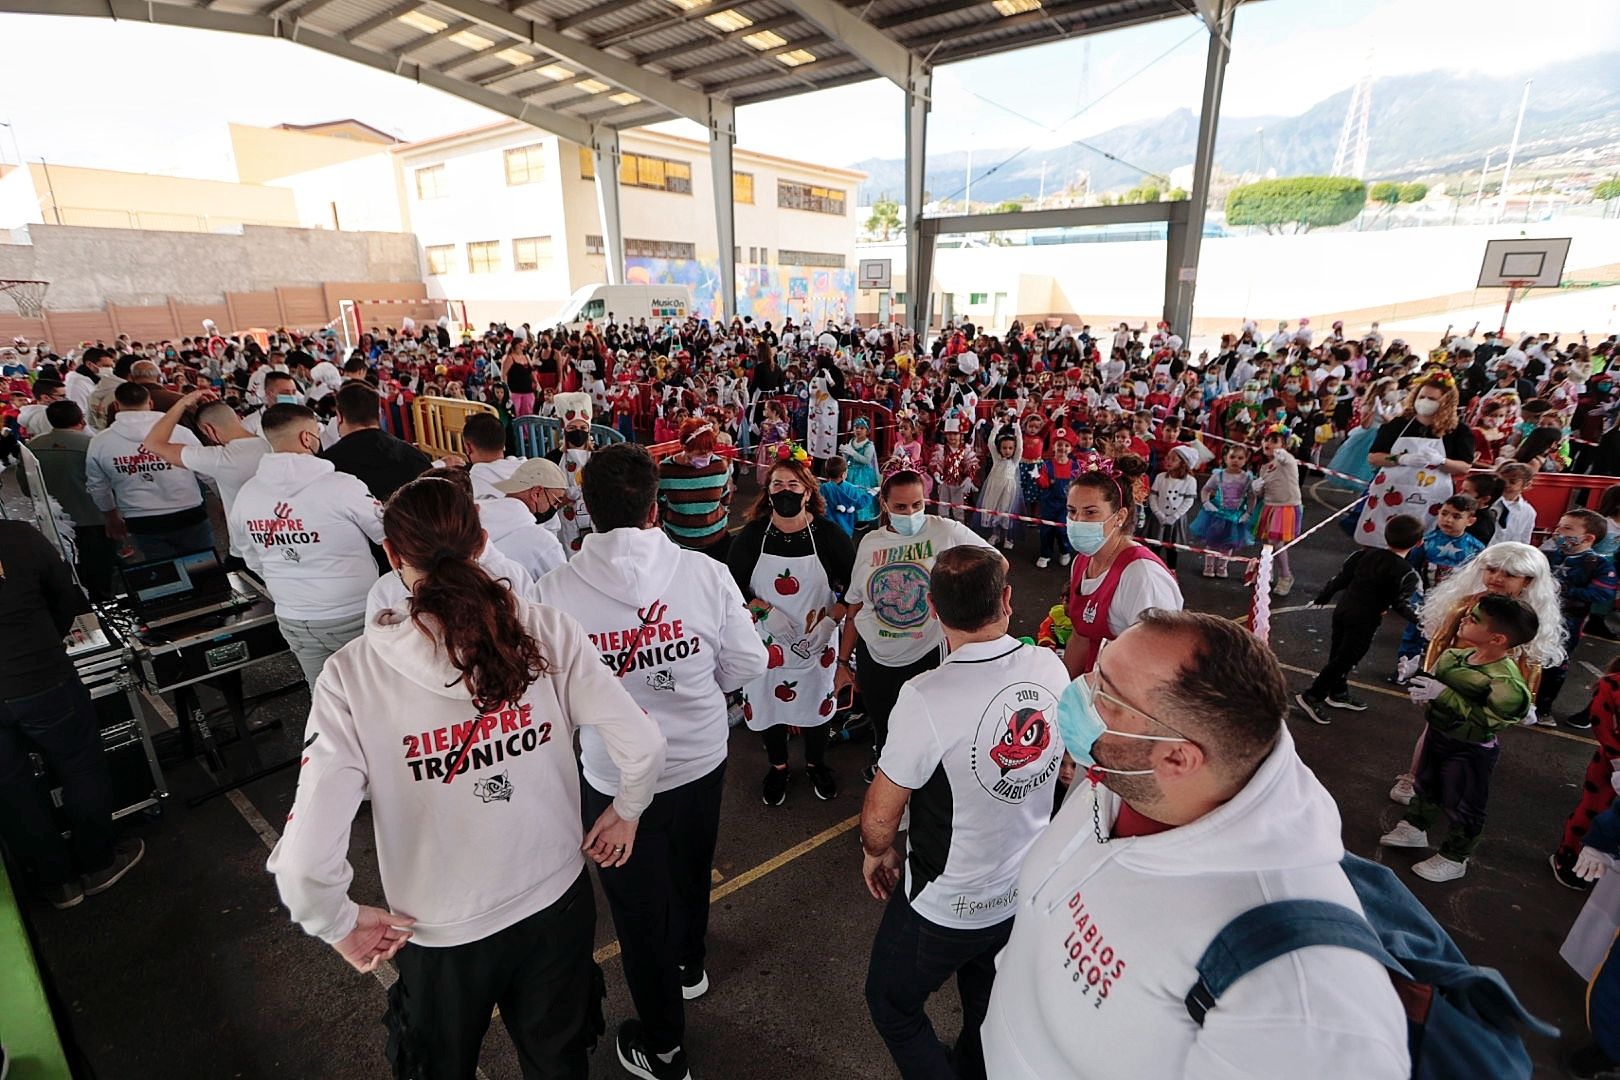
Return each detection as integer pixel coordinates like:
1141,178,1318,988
1185,899,1398,1027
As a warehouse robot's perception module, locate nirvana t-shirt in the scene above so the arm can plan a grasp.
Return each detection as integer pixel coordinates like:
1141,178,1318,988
879,637,1070,929
846,516,994,667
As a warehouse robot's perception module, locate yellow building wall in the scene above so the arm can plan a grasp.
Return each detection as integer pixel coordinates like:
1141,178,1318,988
28,163,300,232
229,122,390,184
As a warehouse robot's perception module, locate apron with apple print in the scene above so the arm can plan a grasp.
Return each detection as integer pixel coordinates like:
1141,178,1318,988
742,529,838,733
1354,432,1452,550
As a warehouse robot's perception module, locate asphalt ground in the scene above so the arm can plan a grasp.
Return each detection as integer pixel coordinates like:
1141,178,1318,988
3,466,1607,1080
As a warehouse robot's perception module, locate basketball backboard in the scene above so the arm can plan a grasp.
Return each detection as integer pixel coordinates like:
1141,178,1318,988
857,258,892,290
1477,237,1571,288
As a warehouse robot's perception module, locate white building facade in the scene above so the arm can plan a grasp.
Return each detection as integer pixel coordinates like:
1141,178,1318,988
391,122,864,329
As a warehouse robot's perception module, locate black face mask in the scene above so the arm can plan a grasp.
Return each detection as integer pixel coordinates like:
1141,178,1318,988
769,490,805,517
564,428,588,447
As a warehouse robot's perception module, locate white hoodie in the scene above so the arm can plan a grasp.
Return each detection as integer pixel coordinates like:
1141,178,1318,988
86,410,204,519
228,453,385,621
981,727,1408,1079
478,495,567,581
541,527,767,795
266,598,666,947
469,456,524,499
365,537,539,622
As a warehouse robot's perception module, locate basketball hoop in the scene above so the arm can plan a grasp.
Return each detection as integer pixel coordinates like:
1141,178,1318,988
0,279,49,319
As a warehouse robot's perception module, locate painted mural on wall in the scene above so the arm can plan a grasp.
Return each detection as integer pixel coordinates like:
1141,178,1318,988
625,257,854,327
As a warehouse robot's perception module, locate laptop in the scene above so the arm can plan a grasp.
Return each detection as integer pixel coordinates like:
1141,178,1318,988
118,549,253,628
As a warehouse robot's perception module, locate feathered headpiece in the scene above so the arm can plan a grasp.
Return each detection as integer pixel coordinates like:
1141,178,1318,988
774,441,811,465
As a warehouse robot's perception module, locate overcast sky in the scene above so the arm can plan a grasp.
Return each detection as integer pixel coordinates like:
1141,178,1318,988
0,0,1614,177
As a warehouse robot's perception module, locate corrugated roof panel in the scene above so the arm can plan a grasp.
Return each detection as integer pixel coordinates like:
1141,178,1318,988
303,0,389,35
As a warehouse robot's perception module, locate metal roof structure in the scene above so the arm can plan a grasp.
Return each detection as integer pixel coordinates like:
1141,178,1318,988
2,0,1239,333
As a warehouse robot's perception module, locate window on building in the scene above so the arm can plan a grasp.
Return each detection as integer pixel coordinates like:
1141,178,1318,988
585,234,605,255
778,249,847,269
579,147,596,180
760,247,770,264
777,180,846,215
624,238,696,260
747,246,756,263
424,244,454,276
734,246,742,263
969,292,988,305
504,144,546,186
513,236,552,272
415,164,447,200
467,240,500,274
894,292,907,305
734,172,754,204
613,152,693,194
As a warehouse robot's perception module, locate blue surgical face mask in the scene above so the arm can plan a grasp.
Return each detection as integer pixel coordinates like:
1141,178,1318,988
890,509,926,536
1066,518,1114,556
1055,678,1165,776
276,394,300,405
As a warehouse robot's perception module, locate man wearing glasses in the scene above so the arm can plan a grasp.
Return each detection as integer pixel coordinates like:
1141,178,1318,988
981,610,1409,1078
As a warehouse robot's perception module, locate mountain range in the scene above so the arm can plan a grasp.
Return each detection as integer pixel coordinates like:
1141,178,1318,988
850,51,1620,205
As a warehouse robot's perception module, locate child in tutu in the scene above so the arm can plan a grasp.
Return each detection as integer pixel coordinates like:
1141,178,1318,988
977,421,1024,550
1016,411,1049,511
1190,443,1256,578
1253,423,1305,597
1146,445,1201,570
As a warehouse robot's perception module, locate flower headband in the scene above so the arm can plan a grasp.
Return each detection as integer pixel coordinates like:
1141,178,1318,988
1414,368,1457,391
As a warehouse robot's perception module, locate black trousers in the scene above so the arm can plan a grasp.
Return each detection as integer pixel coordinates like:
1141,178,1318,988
74,523,117,602
1538,616,1585,712
856,638,944,756
1405,725,1500,861
764,723,829,768
1308,607,1382,699
0,677,115,886
581,762,726,1055
385,870,603,1080
864,888,1011,1080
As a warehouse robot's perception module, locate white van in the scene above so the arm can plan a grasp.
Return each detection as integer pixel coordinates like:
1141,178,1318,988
550,284,693,331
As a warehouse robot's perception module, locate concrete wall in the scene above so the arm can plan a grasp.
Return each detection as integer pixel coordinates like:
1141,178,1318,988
0,223,421,309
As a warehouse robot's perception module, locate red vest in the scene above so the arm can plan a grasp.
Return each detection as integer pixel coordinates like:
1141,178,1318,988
1064,544,1168,673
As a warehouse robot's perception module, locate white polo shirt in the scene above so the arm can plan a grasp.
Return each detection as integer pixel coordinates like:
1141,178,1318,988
878,636,1070,930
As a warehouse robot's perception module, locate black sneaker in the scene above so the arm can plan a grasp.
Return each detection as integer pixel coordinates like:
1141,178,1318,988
680,964,709,1001
82,839,144,897
1293,692,1331,726
1564,1041,1620,1080
42,880,83,910
1324,692,1369,712
762,766,788,807
616,1019,691,1080
1550,852,1595,892
808,764,838,801
1564,711,1595,731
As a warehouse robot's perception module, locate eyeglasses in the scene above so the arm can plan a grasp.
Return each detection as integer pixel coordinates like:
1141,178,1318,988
1085,639,1198,745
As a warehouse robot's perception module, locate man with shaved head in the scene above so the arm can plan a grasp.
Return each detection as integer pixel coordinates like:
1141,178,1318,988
128,359,184,413
982,610,1410,1078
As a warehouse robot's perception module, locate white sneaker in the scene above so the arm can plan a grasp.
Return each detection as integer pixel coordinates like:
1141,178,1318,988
1379,821,1429,849
1058,553,1072,567
1389,775,1416,805
1202,555,1215,578
1273,576,1294,597
1001,539,1016,551
1035,557,1051,569
1216,558,1230,579
1412,853,1468,882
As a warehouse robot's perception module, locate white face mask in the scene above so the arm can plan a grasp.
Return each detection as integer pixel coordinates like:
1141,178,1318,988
1414,398,1440,418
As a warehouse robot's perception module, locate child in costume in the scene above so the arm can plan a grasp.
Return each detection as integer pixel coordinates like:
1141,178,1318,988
1190,443,1256,579
976,421,1024,551
1253,423,1305,596
1145,445,1200,570
839,417,881,526
929,415,979,522
547,391,595,556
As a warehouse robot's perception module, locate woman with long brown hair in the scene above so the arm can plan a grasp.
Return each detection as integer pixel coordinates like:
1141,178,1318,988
728,446,856,805
268,476,665,1080
1354,368,1476,549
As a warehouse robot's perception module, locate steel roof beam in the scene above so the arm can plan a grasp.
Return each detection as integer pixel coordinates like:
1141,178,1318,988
671,33,831,81
0,0,594,145
586,0,779,50
428,0,716,124
344,1,422,40
633,13,802,67
775,0,914,88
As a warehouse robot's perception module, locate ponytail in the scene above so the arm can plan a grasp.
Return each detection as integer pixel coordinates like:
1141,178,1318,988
384,478,547,711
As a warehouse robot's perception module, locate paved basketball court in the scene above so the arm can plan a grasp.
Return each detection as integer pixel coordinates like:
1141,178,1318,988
7,472,1604,1078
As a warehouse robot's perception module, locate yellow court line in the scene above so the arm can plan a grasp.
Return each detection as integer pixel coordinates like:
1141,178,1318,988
1276,661,1600,748
593,813,861,965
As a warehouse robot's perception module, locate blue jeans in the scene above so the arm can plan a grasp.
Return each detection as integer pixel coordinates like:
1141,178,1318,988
865,887,1011,1080
0,677,115,885
1039,523,1071,560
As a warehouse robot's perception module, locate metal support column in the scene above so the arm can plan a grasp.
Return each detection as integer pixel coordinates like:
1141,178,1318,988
709,101,737,322
1165,0,1234,338
904,63,932,340
590,124,624,286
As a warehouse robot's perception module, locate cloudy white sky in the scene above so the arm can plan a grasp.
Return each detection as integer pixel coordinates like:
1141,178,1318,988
0,0,1614,176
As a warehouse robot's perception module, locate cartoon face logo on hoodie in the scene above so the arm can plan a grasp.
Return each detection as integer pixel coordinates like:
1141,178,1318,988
989,705,1051,775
